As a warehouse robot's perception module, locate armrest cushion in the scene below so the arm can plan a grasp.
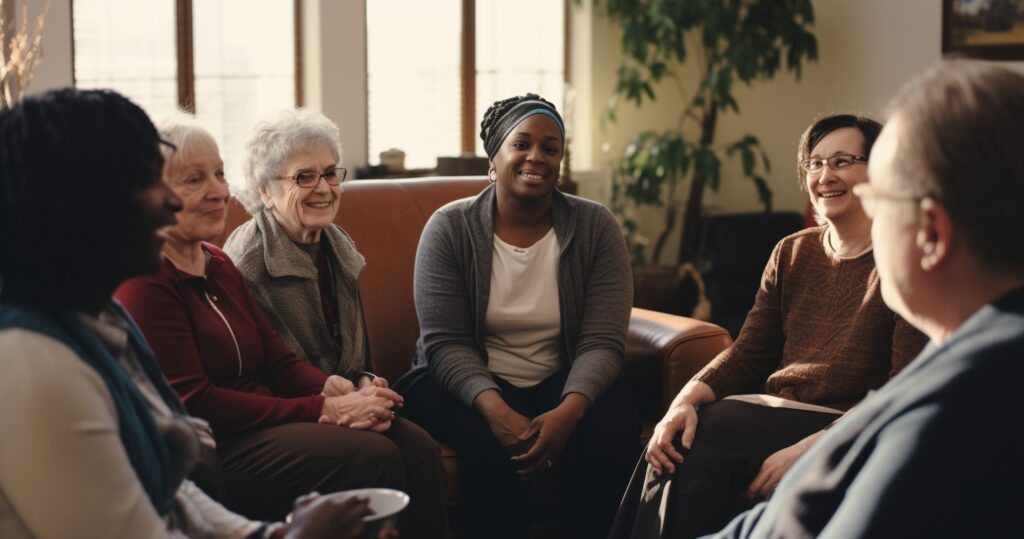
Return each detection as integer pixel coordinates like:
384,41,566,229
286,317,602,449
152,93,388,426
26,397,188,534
624,308,733,421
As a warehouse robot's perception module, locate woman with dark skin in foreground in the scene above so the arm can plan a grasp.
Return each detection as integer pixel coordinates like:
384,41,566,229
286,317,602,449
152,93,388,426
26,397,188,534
0,89,377,539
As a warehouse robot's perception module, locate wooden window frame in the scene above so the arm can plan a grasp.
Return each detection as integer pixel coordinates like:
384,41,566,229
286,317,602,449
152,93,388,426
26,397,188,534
71,0,302,112
458,0,569,155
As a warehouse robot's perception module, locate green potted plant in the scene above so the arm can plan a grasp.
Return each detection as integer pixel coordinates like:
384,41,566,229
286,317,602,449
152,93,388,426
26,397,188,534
593,0,818,269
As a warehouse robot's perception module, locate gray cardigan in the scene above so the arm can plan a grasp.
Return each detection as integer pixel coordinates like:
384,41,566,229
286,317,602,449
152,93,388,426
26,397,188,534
412,185,633,406
223,208,367,377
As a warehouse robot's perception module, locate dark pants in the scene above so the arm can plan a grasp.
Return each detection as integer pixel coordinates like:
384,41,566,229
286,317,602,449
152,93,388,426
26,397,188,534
400,369,641,539
610,400,839,539
217,417,448,539
189,443,226,502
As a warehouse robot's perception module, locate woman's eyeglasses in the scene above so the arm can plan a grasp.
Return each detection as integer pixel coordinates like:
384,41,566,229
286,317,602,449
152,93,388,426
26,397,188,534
800,153,867,177
279,167,348,188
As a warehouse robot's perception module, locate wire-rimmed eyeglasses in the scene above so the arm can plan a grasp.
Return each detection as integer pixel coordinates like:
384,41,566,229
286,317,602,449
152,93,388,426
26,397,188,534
852,183,925,220
278,167,348,188
800,153,867,177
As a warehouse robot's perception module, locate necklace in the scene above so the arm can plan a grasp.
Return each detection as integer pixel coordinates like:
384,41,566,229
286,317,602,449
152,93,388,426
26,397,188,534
163,244,207,276
826,229,872,260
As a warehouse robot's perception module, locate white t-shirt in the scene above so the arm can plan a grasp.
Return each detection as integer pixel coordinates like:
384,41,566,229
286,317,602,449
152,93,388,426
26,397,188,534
485,228,564,388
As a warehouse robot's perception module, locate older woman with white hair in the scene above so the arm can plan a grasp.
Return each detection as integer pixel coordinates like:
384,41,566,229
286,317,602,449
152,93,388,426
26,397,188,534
222,108,447,539
115,113,445,538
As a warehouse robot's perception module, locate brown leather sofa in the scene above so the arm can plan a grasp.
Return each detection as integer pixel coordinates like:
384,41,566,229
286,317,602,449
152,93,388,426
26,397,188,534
216,176,732,505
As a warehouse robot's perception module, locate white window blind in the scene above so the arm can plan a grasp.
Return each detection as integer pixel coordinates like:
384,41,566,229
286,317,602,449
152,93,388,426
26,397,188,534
73,0,296,190
366,0,462,171
475,0,564,157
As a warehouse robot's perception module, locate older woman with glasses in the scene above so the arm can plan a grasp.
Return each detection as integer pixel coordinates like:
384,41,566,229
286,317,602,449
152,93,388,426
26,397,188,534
115,112,445,539
610,114,930,539
221,108,447,538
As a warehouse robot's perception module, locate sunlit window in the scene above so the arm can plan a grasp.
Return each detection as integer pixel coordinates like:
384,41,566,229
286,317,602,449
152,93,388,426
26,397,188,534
366,0,461,170
475,0,564,157
367,0,564,171
193,0,295,187
72,0,178,117
73,0,296,189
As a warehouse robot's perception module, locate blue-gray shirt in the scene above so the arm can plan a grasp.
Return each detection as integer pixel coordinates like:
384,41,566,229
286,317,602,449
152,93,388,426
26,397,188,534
706,286,1024,538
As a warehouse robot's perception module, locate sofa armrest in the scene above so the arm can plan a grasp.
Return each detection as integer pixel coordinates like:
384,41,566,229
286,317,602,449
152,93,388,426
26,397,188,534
624,307,733,422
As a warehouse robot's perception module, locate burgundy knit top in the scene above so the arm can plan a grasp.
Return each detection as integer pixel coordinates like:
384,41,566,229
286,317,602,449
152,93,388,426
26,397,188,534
115,244,328,435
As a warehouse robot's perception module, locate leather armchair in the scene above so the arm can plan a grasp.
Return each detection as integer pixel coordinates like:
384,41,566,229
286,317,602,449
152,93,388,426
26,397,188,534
218,176,732,504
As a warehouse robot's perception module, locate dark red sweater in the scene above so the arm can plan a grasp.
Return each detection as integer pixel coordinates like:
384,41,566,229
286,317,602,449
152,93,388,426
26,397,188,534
115,243,327,435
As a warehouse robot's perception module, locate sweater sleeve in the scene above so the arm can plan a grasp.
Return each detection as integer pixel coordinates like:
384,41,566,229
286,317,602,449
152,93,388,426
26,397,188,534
562,206,632,403
0,329,181,539
116,273,325,434
888,313,929,378
414,209,500,407
695,239,787,398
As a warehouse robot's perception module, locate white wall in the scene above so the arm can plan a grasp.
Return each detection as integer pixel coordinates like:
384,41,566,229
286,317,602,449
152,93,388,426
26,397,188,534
301,0,368,170
577,0,1024,263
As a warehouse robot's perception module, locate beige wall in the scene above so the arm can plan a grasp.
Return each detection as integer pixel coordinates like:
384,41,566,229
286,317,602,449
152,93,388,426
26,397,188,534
577,0,1024,263
19,0,73,94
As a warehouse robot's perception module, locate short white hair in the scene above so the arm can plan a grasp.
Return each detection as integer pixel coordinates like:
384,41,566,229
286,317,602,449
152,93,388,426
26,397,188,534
155,111,220,177
236,108,342,214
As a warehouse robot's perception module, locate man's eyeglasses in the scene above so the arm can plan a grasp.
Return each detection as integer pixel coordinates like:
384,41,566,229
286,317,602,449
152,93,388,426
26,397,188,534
799,153,867,177
279,167,348,188
852,183,925,220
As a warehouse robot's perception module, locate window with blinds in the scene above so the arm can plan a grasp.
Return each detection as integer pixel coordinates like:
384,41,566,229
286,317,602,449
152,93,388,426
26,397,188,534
73,0,296,190
366,0,564,172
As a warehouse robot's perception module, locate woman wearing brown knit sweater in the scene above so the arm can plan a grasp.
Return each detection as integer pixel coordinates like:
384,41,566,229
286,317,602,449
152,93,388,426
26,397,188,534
610,114,929,539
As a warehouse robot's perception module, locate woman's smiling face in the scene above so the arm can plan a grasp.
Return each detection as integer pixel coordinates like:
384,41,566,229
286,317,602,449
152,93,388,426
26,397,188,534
490,114,563,201
163,136,229,244
804,127,870,226
260,141,341,243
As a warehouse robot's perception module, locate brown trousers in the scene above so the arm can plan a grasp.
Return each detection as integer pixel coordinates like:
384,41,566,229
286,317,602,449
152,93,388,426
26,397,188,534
216,417,448,539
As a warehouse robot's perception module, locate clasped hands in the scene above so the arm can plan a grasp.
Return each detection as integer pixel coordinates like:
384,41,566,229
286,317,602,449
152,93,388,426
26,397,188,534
318,374,401,432
477,390,590,480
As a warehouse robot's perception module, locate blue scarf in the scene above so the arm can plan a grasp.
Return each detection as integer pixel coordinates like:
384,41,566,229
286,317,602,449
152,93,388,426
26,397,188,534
0,301,181,514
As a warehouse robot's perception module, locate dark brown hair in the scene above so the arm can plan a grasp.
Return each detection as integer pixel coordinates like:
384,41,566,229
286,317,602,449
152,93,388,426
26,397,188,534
797,113,882,190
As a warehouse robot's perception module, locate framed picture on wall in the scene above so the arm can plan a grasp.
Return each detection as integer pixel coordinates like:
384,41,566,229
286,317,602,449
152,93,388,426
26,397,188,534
943,0,1024,60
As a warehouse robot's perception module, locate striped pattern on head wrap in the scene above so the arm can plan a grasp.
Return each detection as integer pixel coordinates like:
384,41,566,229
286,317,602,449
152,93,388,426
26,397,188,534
480,93,564,159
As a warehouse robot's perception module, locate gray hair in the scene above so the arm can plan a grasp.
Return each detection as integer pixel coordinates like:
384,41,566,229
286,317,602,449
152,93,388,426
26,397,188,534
885,60,1024,273
236,107,343,214
156,111,220,175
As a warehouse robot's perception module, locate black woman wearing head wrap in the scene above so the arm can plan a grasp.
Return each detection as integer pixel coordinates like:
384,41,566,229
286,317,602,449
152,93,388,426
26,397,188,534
394,92,641,538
